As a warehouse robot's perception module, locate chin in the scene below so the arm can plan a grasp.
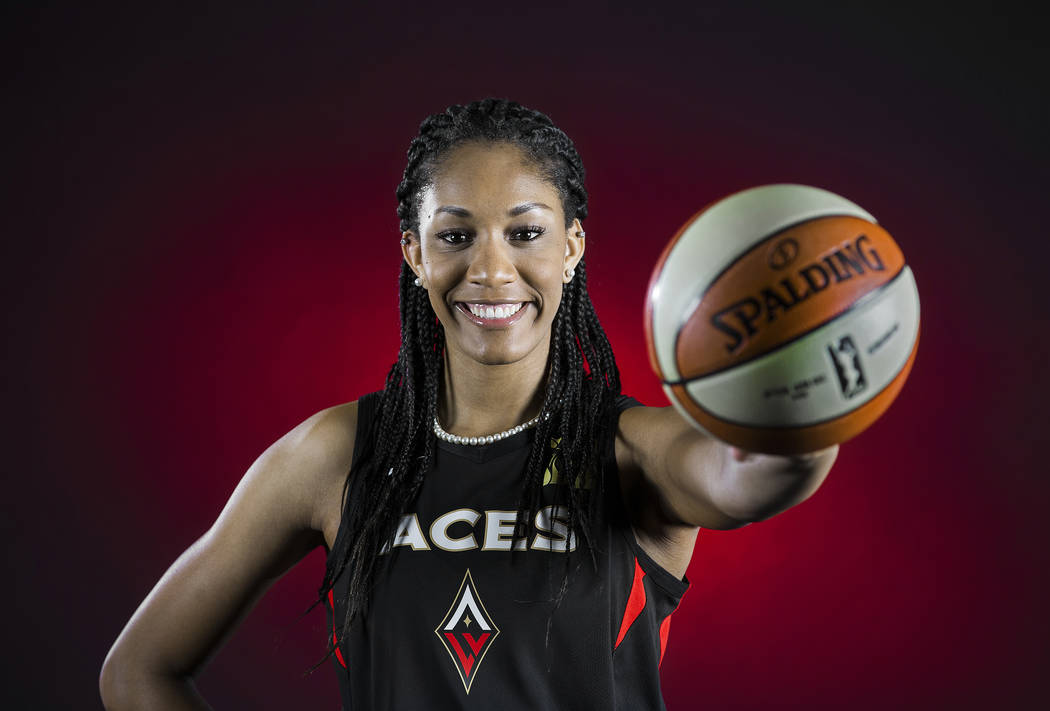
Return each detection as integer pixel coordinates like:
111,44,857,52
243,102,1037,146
447,320,553,367
462,333,548,366
470,347,532,366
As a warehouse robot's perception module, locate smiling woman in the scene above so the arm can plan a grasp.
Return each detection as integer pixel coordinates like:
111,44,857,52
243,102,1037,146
100,98,838,711
405,142,584,370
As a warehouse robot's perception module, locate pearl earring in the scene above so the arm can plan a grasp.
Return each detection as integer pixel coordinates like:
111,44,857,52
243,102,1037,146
414,277,423,287
565,268,576,281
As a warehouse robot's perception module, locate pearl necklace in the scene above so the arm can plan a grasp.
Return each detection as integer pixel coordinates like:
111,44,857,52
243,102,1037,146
433,411,550,446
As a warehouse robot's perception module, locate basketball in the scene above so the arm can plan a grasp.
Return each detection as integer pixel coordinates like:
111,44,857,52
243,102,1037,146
644,184,920,455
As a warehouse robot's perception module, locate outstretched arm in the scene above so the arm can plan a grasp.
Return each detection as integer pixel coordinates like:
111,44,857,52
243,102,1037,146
617,405,838,532
99,403,358,710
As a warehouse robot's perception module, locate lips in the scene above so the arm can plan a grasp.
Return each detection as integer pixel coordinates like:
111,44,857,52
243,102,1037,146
456,301,530,327
466,302,523,319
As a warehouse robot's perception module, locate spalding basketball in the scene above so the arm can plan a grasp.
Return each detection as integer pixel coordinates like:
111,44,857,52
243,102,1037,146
644,184,920,455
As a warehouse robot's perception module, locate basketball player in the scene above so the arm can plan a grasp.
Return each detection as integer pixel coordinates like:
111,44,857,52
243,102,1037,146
100,99,837,710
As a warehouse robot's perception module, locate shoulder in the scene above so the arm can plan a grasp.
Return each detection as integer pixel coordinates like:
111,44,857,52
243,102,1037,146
613,402,695,469
612,403,710,578
294,399,363,527
611,402,697,525
277,401,360,473
240,399,363,537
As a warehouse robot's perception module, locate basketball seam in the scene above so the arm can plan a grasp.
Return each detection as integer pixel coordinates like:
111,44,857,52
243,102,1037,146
664,264,909,386
672,321,919,430
671,213,887,381
682,212,874,321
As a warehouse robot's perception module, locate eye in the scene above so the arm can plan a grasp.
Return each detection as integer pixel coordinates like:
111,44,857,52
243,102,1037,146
511,225,546,241
436,229,472,245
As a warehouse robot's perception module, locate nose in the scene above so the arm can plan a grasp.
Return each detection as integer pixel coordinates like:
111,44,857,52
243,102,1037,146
467,233,516,287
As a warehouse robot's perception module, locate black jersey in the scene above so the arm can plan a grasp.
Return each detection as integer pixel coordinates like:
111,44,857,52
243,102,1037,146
324,392,689,710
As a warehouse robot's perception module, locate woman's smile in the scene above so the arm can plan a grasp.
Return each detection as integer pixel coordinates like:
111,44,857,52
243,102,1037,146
456,301,531,328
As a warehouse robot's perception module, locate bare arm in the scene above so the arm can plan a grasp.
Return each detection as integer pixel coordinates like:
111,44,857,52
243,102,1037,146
99,402,358,710
617,405,838,531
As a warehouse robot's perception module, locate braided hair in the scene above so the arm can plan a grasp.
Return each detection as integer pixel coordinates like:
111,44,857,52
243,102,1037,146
310,98,623,669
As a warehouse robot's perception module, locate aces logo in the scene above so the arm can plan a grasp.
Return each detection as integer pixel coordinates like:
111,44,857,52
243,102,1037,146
435,570,500,693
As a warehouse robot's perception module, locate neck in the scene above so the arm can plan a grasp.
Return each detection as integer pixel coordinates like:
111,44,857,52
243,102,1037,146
439,339,551,438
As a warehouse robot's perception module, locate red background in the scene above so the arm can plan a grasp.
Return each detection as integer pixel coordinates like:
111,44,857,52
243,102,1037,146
5,2,1047,708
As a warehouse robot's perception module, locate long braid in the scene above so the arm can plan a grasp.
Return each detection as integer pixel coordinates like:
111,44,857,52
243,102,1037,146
308,99,622,672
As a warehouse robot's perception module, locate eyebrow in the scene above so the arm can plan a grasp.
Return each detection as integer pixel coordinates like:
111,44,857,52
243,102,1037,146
509,202,553,216
434,202,554,218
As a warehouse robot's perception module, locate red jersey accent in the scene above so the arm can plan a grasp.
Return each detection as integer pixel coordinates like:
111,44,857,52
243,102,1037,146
614,557,647,648
658,615,672,666
328,589,347,669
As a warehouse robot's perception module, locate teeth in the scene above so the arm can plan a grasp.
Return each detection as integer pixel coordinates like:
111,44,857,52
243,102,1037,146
468,303,523,320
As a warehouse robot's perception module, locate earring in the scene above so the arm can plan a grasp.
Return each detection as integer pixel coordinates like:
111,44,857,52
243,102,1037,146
414,277,423,287
565,268,576,281
400,237,410,245
576,231,586,238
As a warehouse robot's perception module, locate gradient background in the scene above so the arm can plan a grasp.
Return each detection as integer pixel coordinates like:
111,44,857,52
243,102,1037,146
5,1,1047,708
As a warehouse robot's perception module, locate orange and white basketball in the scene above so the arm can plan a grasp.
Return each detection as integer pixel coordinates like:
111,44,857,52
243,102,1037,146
644,184,920,455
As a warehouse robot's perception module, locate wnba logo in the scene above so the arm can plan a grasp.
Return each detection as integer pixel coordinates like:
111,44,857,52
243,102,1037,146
827,335,867,398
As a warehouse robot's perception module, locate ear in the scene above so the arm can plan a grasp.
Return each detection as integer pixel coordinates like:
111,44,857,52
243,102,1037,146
401,231,426,287
563,218,585,281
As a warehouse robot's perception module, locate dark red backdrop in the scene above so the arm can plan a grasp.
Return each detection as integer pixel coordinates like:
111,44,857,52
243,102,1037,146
6,2,1047,708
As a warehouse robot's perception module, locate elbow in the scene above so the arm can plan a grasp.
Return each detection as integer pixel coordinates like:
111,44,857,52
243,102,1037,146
99,644,148,711
100,643,202,710
99,647,128,711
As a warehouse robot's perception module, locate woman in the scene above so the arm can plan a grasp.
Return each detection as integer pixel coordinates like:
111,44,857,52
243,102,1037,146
100,98,837,710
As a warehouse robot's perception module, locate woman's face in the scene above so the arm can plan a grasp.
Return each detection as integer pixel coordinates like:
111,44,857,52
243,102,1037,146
402,141,585,367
